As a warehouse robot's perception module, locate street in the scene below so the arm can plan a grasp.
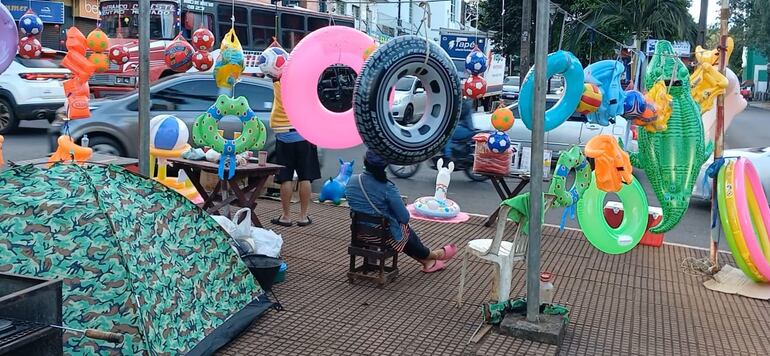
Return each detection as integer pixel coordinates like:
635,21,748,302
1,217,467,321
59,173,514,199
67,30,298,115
4,106,769,250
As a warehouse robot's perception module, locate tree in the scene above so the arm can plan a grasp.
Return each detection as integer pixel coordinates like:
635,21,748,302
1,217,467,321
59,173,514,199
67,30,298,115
478,0,523,68
743,0,770,60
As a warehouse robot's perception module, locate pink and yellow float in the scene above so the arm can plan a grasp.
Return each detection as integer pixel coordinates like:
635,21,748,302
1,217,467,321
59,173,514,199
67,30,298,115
149,115,201,203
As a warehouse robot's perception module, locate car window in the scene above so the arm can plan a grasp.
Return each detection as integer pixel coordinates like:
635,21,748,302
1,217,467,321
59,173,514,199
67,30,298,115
150,80,220,111
413,79,424,93
396,77,414,91
15,52,64,68
234,83,274,112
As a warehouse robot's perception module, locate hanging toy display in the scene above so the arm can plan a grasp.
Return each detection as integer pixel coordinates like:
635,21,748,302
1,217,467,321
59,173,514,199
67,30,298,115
490,106,515,132
575,83,602,115
256,42,289,79
690,37,733,113
191,27,215,51
414,159,461,219
164,34,195,72
643,81,672,132
583,60,626,126
192,50,214,71
633,98,658,127
213,28,245,89
464,75,487,99
60,27,96,120
465,47,488,75
1,3,19,74
108,44,130,65
18,35,42,59
86,28,111,73
622,90,646,121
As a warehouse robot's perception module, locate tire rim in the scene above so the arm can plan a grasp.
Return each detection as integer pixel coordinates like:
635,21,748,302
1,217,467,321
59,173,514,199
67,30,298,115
0,102,11,130
376,58,452,147
92,143,121,156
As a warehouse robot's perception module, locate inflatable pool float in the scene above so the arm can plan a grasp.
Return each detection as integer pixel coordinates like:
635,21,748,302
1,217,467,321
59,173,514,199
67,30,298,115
731,158,770,280
413,159,460,219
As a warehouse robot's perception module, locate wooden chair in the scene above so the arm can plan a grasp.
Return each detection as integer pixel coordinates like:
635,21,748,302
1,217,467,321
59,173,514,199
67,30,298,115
347,211,399,286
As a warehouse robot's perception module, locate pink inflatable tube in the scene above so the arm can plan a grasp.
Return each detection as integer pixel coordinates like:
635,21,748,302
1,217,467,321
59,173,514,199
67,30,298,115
281,26,371,149
0,4,18,74
733,158,770,279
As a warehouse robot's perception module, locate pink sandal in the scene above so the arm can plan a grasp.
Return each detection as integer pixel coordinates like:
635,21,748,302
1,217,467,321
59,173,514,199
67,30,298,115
421,260,446,273
439,244,458,261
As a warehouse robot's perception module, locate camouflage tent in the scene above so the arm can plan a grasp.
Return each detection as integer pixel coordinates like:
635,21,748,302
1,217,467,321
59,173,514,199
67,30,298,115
0,163,267,355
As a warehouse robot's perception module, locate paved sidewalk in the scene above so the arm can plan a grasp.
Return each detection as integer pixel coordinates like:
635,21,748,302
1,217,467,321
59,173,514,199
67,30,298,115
218,200,770,355
749,101,770,110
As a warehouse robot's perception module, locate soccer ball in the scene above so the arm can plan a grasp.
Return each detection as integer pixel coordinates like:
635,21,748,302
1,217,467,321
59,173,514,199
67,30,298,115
623,90,646,120
257,47,289,79
18,36,42,59
89,53,110,73
191,28,215,51
164,38,195,72
19,12,43,36
576,83,602,115
486,131,511,153
491,106,515,132
464,75,487,99
464,50,487,75
109,45,130,65
192,50,214,71
86,29,110,53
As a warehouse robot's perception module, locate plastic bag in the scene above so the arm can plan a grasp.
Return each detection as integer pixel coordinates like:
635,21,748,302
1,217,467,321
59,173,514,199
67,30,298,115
213,28,245,89
472,133,511,176
212,208,283,258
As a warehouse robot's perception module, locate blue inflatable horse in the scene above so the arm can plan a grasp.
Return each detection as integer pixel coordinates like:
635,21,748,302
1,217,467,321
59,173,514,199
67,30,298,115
319,158,355,205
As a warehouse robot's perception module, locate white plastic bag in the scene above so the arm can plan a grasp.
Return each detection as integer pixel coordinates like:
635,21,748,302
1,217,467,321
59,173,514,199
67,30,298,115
214,208,283,258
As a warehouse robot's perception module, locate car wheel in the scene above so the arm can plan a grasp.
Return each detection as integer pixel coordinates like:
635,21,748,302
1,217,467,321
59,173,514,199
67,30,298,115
354,35,461,165
388,163,421,179
0,98,19,135
88,136,125,156
403,104,414,124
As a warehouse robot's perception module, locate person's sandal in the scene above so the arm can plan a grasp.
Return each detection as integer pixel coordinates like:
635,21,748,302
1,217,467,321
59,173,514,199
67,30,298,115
439,244,458,261
421,260,446,273
271,217,293,227
297,216,312,227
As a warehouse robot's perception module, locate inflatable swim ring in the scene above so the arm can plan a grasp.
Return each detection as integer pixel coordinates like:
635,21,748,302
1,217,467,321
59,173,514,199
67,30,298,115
519,51,584,132
577,173,648,254
732,158,770,280
548,146,591,208
192,95,266,154
717,160,766,282
280,26,370,149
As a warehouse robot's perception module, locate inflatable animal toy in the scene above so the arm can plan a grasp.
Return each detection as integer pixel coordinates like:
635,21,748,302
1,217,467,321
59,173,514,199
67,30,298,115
585,135,632,193
319,159,355,205
691,38,733,113
414,159,461,219
584,60,626,126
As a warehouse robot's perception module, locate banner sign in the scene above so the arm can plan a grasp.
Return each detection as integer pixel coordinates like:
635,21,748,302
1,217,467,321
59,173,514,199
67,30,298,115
440,34,486,60
645,40,691,58
1,0,65,24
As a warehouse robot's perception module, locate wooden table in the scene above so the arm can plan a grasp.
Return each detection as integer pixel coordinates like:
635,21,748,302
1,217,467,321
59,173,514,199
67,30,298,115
482,171,551,227
14,153,139,167
169,158,283,227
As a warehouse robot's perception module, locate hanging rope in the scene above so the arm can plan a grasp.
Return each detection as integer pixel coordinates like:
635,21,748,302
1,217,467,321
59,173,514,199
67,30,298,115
418,2,431,65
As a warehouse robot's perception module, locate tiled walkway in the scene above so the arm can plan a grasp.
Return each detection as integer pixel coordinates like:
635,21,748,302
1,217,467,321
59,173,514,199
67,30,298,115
218,200,770,355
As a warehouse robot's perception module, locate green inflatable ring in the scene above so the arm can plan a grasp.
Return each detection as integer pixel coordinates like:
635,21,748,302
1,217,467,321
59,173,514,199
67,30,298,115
577,173,648,254
192,94,267,153
548,146,592,208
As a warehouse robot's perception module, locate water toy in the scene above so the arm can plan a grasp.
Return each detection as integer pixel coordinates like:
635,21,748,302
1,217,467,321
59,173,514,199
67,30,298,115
623,90,646,120
257,46,289,79
89,53,109,73
731,158,770,280
548,146,591,208
575,83,602,115
86,28,110,53
691,37,733,113
319,159,354,205
584,60,625,126
465,48,487,74
464,75,487,98
490,106,515,132
643,80,672,132
48,135,93,166
0,4,18,74
414,158,461,219
520,51,584,131
702,68,746,141
213,28,245,89
149,115,200,202
61,27,95,120
165,34,194,72
585,135,632,193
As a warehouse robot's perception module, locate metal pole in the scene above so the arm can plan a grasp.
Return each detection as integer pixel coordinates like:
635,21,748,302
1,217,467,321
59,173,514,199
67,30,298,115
709,0,729,272
137,0,151,176
520,0,531,74
526,0,549,323
697,0,709,46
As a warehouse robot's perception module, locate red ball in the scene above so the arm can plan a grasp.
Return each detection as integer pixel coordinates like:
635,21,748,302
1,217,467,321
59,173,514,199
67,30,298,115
108,45,130,65
463,75,487,99
192,50,214,71
18,35,42,59
191,28,215,51
164,38,194,72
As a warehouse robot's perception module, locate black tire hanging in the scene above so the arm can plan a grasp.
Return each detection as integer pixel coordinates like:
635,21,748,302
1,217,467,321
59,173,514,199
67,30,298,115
354,36,461,165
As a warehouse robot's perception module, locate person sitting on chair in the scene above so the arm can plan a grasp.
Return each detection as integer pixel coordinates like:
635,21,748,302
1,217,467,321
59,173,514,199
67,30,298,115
346,150,458,273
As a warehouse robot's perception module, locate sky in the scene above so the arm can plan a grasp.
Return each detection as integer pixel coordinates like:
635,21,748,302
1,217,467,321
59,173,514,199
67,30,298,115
689,0,721,26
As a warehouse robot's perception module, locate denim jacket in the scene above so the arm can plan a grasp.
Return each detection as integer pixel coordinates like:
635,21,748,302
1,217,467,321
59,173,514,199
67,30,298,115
345,172,410,240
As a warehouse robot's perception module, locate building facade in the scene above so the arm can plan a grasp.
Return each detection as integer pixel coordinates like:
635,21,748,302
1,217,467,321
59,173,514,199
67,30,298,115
743,47,768,96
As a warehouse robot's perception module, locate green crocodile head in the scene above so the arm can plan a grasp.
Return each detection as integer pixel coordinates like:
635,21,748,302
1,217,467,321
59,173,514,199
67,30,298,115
645,40,690,90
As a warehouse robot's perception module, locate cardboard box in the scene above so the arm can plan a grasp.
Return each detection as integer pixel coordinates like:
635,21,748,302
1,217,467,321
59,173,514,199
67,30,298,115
603,201,664,247
519,147,552,177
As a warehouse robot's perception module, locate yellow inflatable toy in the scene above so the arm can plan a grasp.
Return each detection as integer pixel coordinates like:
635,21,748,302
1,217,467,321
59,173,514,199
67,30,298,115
149,115,202,203
644,81,672,132
690,38,733,113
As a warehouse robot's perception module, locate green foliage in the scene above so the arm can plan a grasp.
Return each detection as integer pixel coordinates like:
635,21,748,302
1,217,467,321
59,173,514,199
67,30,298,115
743,0,770,60
478,0,523,63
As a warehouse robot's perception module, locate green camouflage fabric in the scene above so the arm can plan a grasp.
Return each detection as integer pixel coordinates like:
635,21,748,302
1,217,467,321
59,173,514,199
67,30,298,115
0,164,262,355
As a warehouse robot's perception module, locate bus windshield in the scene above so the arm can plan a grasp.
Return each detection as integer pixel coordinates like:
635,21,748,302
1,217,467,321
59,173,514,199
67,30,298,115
100,1,178,40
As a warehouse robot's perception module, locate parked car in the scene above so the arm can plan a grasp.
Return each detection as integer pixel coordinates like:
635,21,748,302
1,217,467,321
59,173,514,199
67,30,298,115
502,76,520,100
472,95,637,157
390,75,426,124
49,74,322,165
0,49,70,134
692,147,770,201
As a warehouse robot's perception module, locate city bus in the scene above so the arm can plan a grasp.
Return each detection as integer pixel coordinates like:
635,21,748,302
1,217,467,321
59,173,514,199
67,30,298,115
91,0,354,97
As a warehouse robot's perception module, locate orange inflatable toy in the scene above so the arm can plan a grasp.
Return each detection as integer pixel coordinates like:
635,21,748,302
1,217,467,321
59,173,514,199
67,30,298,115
61,27,96,119
584,135,633,193
48,135,93,166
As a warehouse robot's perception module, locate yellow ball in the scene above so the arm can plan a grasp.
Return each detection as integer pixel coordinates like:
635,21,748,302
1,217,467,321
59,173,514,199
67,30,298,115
576,83,602,115
89,53,110,73
490,106,515,131
86,29,110,53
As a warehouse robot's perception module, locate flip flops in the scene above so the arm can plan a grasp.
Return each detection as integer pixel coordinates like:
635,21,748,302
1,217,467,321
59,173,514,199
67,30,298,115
439,244,458,261
421,260,446,273
271,217,293,227
297,216,312,227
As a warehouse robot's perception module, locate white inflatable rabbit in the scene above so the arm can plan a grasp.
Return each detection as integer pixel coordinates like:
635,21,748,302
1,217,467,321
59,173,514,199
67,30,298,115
414,158,461,219
434,158,455,202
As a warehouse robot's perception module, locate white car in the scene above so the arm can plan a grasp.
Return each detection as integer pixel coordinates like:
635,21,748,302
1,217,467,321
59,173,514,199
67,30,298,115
0,49,69,134
692,147,770,201
390,76,426,124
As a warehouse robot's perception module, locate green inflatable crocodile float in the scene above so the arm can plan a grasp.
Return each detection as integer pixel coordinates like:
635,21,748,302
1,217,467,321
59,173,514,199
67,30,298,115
632,40,712,233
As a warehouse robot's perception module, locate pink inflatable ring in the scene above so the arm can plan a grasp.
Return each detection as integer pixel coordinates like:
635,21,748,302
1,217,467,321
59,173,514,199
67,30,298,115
280,26,371,149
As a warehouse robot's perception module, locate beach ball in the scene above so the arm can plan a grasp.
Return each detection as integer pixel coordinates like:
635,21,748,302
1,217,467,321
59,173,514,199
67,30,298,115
623,90,646,120
576,83,602,115
256,46,289,79
464,75,487,99
363,43,377,60
192,50,214,71
487,131,511,153
465,50,487,75
491,106,515,132
89,53,110,73
191,28,215,51
634,99,658,126
164,38,195,72
19,12,43,36
150,115,189,151
18,36,42,59
86,29,110,53
109,45,130,65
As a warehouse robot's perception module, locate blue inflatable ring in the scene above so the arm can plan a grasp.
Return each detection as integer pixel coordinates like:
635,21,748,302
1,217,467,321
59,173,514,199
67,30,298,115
519,51,584,132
